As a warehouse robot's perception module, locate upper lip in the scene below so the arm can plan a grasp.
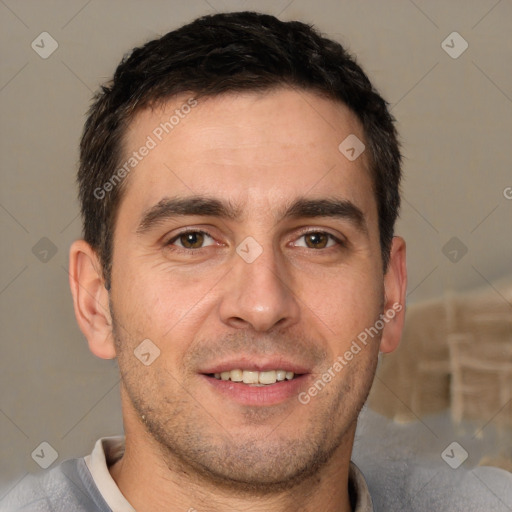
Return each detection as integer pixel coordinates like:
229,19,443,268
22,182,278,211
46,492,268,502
199,356,312,375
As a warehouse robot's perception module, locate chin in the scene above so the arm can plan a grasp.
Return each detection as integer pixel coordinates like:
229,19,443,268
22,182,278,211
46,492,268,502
157,425,345,495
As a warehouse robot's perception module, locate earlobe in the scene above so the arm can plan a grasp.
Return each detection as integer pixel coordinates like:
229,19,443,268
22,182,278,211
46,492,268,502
68,240,116,359
379,236,407,354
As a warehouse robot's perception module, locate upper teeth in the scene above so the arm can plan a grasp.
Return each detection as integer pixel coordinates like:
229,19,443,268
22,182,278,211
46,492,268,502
213,369,295,385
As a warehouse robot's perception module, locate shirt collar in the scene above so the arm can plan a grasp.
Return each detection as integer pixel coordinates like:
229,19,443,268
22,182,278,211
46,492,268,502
84,436,134,512
349,461,374,512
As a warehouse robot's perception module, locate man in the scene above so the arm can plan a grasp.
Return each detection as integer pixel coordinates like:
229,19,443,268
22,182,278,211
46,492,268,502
3,11,511,512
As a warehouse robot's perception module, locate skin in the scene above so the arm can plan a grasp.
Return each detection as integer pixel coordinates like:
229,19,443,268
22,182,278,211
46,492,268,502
69,87,407,512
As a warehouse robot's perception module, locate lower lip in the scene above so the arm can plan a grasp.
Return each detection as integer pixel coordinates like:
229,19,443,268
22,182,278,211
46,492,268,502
201,374,310,406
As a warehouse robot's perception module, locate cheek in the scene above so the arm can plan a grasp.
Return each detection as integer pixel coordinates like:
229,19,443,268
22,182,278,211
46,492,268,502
111,260,221,344
294,265,384,343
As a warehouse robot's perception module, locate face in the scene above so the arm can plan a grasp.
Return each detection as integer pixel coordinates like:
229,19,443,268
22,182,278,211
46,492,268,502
107,88,393,491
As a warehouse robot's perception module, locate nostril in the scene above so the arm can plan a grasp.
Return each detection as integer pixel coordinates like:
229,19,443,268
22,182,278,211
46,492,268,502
228,317,249,328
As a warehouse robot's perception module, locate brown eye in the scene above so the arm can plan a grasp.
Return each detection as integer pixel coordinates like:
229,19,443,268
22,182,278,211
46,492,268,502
304,232,329,249
294,232,339,249
170,231,214,249
180,232,204,248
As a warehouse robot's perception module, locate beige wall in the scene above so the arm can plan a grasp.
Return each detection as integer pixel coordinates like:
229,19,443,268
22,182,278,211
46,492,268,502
1,0,511,488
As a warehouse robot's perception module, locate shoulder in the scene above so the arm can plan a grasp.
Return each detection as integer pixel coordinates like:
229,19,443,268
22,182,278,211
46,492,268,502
358,457,512,512
353,408,512,511
0,459,111,512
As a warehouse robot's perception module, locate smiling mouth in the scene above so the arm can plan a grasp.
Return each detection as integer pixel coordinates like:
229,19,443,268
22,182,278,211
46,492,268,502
205,369,303,386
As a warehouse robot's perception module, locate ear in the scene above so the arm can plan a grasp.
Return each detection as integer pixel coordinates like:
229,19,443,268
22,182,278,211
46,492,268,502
379,236,407,354
68,240,116,359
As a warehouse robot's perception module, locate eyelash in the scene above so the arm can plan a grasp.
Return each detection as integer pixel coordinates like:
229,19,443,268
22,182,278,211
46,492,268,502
166,230,216,251
293,230,344,249
166,229,345,252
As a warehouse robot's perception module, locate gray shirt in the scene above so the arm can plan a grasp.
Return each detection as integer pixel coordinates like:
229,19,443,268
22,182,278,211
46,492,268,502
0,437,372,511
2,436,511,511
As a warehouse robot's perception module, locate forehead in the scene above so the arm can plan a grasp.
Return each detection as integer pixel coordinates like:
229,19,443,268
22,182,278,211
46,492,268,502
118,88,375,223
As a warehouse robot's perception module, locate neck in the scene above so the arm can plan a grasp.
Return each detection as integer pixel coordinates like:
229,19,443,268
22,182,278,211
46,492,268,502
109,396,356,512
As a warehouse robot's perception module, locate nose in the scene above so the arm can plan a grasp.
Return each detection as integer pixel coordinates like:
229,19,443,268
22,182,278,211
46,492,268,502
218,245,301,332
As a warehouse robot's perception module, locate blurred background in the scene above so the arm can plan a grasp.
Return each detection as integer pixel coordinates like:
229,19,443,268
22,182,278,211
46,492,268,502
1,0,511,502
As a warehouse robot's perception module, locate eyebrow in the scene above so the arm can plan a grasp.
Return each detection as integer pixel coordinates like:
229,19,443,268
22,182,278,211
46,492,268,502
136,197,241,234
136,195,367,235
282,197,367,233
